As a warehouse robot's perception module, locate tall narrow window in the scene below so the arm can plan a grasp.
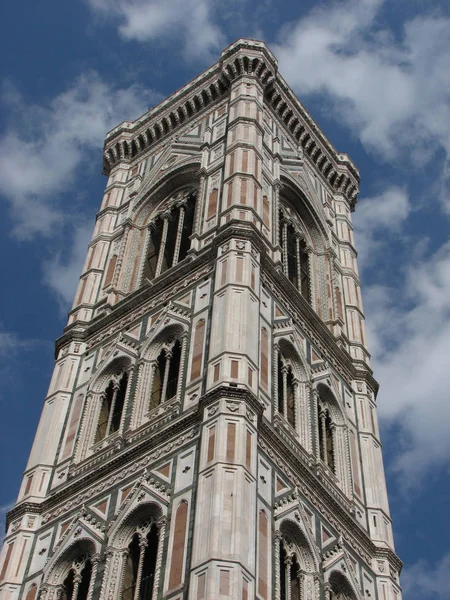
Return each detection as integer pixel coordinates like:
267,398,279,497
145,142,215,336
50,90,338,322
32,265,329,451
279,209,310,303
318,398,335,473
277,352,296,429
95,372,128,442
143,190,197,283
61,559,92,600
122,525,159,600
149,339,182,411
77,560,92,600
166,340,181,400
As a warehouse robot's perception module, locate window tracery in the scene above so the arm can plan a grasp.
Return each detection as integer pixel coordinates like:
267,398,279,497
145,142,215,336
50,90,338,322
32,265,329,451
317,398,335,474
122,522,159,600
275,523,319,600
95,372,129,443
278,205,310,302
143,188,196,283
314,383,353,496
277,351,297,430
60,556,92,600
149,339,182,411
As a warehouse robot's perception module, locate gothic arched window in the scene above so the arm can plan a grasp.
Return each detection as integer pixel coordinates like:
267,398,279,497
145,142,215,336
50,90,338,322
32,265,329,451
61,557,92,600
317,395,335,474
279,208,310,302
95,372,128,443
278,537,311,600
276,522,319,600
149,339,182,411
122,524,159,600
328,570,358,600
277,351,297,429
143,189,196,283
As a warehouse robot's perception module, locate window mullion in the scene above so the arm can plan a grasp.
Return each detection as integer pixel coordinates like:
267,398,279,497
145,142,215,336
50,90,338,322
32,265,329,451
161,352,172,404
282,221,288,276
71,572,81,600
132,537,149,600
320,411,327,464
106,384,119,437
172,205,185,266
155,216,169,277
282,366,288,418
285,556,292,600
295,235,302,293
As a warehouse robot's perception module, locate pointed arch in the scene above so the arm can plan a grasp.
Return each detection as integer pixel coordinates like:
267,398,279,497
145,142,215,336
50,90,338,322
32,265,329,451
75,354,133,461
132,321,188,430
44,538,97,589
276,519,320,600
314,381,351,495
273,336,312,451
327,569,362,600
104,501,166,600
88,354,133,395
116,162,201,294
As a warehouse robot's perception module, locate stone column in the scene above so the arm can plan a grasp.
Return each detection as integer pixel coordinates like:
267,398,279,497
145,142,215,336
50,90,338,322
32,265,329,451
152,517,167,599
155,216,169,276
274,531,282,600
132,537,149,600
285,556,292,600
86,554,100,600
282,221,288,276
70,573,81,600
173,204,185,265
119,366,135,437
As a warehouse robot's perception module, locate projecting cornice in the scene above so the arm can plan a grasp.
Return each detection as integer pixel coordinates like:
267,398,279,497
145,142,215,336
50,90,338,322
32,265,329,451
102,39,359,208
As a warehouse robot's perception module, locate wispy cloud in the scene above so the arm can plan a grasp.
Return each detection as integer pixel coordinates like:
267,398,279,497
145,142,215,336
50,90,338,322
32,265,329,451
402,552,450,600
43,221,94,312
364,239,450,484
353,186,410,269
85,0,226,61
273,0,450,208
0,72,161,307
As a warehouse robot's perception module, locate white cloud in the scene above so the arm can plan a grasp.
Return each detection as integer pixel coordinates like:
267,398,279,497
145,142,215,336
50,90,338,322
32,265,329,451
0,330,40,357
364,239,450,483
0,72,160,239
353,186,410,268
402,552,450,600
273,0,450,205
43,222,94,312
85,0,225,60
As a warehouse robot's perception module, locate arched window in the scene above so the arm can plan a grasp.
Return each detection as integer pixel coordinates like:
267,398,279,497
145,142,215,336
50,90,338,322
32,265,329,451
279,208,310,302
95,372,128,442
317,394,335,474
61,557,92,600
143,189,196,282
329,570,358,600
277,350,296,429
149,339,182,410
122,524,159,600
279,541,304,600
277,523,318,600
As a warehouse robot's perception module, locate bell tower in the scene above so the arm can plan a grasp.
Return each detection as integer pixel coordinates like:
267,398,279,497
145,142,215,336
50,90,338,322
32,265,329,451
0,39,402,600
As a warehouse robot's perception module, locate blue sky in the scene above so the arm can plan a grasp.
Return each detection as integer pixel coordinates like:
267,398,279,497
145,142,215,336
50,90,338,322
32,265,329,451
1,1,450,596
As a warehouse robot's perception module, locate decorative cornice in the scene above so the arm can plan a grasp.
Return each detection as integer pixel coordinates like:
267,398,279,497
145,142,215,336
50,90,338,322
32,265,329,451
102,39,358,207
